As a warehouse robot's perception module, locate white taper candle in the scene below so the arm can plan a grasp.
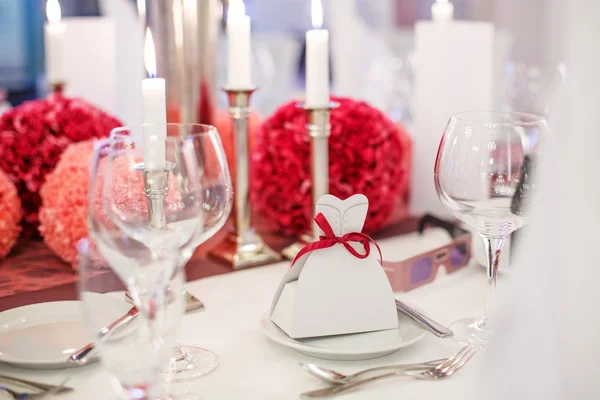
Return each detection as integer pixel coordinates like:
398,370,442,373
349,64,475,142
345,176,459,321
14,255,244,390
306,0,329,108
226,0,252,89
142,28,167,171
44,0,66,85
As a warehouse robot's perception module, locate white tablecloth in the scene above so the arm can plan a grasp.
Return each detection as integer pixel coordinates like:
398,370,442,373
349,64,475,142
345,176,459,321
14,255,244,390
0,235,492,399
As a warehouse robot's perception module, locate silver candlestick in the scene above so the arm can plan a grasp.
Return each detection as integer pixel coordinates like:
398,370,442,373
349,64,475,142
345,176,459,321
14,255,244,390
136,162,176,230
210,88,281,269
281,101,339,260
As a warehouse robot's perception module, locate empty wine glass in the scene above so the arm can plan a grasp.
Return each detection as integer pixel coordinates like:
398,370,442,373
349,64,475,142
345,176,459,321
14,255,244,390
434,111,547,347
86,131,203,396
78,238,185,399
109,124,232,381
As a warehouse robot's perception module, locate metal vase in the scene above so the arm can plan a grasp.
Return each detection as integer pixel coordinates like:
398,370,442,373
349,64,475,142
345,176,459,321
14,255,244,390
145,0,221,124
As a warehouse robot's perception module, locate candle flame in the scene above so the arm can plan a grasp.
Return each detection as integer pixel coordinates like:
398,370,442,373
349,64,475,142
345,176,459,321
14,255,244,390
144,28,157,78
228,0,245,22
311,0,323,29
46,0,62,24
436,0,450,3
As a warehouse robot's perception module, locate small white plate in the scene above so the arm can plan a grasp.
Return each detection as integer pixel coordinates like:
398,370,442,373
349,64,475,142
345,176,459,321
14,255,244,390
0,294,130,369
260,310,426,361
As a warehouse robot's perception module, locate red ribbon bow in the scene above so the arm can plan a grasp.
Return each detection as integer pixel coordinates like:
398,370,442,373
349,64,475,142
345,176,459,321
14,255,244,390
292,213,382,266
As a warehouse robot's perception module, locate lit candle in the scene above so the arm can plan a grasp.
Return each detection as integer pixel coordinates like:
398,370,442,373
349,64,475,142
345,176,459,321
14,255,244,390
226,0,252,89
142,28,167,171
305,0,329,109
431,0,454,21
44,0,66,85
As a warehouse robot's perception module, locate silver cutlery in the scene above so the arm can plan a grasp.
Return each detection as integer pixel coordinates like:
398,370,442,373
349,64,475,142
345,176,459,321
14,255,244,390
0,376,72,394
300,346,477,398
395,299,453,338
69,290,204,365
68,305,139,365
0,378,70,399
301,358,446,385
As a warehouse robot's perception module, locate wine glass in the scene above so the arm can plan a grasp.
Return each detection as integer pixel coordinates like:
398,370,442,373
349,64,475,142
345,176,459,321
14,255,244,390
109,124,232,380
78,238,185,399
86,131,202,396
434,111,547,347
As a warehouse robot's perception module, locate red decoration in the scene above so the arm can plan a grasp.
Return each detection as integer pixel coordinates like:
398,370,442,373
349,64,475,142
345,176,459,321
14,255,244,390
292,213,382,266
0,169,22,259
251,97,410,235
38,140,96,267
0,93,121,235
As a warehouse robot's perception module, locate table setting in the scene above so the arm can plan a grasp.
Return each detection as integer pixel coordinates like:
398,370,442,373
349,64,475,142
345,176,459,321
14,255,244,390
3,0,598,399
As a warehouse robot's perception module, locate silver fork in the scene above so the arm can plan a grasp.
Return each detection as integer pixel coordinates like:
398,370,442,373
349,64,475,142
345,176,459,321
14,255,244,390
300,346,477,399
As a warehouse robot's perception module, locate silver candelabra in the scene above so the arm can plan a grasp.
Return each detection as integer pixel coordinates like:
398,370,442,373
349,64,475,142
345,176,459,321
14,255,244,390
210,88,281,269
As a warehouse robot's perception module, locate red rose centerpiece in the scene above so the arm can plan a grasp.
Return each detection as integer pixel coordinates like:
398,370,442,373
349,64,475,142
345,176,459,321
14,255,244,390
0,93,121,234
251,97,410,236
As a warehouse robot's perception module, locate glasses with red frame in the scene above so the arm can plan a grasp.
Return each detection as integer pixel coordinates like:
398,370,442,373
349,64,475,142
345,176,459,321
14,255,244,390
382,214,472,292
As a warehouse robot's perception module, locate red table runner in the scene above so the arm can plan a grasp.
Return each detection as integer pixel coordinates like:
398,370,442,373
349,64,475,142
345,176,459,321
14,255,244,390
0,208,412,312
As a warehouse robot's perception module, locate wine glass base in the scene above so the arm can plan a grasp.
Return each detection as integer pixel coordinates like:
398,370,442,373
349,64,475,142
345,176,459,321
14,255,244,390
449,317,491,349
166,346,219,382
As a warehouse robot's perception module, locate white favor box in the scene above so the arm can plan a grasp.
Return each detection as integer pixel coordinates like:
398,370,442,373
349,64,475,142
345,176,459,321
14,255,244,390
270,194,398,339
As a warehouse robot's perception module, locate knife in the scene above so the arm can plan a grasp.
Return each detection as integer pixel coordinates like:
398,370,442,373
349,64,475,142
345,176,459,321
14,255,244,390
68,305,139,365
69,292,205,365
395,299,453,338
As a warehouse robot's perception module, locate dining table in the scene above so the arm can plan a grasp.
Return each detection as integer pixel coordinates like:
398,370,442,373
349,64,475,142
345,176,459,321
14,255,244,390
0,224,495,400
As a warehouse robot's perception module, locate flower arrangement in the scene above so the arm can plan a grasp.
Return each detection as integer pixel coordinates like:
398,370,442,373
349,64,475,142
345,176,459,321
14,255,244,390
0,169,22,259
0,93,121,234
38,140,95,266
251,97,411,236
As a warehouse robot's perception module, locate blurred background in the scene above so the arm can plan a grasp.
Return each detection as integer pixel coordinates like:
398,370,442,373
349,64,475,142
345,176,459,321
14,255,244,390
0,0,560,122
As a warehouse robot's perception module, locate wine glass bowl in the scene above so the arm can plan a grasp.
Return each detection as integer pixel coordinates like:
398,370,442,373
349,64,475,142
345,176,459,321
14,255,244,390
434,111,547,346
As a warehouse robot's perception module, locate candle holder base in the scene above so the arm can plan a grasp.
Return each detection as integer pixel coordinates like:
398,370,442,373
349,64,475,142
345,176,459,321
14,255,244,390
280,232,314,260
210,230,281,270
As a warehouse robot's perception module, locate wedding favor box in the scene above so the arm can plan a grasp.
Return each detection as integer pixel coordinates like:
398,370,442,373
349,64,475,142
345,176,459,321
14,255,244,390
270,194,398,339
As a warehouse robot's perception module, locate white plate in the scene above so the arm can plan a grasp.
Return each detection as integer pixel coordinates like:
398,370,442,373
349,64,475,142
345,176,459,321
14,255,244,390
0,294,130,369
260,310,426,361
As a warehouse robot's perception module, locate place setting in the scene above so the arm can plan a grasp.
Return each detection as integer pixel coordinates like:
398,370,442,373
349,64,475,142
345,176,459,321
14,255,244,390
3,0,589,398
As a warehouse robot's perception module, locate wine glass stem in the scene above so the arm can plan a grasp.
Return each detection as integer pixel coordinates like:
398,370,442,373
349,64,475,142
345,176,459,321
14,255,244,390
481,235,506,323
172,342,188,361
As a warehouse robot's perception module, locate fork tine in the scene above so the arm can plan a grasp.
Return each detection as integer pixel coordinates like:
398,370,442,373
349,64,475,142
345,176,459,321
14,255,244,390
433,345,471,372
427,345,476,379
442,347,477,377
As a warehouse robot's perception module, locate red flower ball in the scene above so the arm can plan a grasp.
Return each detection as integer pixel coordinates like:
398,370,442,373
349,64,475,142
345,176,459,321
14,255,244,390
0,169,22,259
251,97,410,236
0,93,121,235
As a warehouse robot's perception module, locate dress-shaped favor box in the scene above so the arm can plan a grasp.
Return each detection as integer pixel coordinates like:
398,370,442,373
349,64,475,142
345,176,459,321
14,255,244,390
269,194,398,339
